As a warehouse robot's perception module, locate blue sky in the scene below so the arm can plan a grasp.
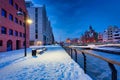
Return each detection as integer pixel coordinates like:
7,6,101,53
32,0,120,41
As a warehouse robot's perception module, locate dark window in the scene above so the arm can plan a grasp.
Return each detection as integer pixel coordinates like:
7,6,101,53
35,34,38,39
114,34,119,36
19,20,22,25
23,33,25,38
15,17,18,23
115,37,120,39
1,26,7,34
23,23,25,27
19,8,22,12
9,29,13,35
0,40,3,46
15,31,18,36
1,9,7,18
35,8,38,38
20,32,22,37
9,14,13,21
9,0,13,5
14,3,18,10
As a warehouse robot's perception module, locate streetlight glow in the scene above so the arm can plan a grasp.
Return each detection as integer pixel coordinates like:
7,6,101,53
26,18,33,24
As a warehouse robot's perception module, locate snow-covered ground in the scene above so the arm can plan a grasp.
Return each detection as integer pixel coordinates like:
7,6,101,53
0,45,92,80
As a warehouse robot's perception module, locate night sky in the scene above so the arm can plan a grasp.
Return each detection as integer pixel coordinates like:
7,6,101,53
32,0,120,41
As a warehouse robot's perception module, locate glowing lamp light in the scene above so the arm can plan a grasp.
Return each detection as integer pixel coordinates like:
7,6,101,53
26,19,33,24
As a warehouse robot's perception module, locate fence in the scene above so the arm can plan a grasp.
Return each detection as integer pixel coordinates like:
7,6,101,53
63,46,120,80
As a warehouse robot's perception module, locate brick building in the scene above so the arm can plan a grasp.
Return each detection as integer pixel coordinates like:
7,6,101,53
0,0,29,52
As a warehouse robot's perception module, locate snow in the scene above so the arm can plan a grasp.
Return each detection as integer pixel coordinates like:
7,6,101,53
0,45,92,80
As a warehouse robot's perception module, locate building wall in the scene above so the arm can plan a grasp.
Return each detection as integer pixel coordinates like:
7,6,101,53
103,26,120,42
26,1,54,45
0,0,29,52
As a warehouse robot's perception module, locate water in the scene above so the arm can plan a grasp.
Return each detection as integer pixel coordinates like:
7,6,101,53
70,48,120,80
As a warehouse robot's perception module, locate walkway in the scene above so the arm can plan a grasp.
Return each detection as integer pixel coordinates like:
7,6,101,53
0,45,92,80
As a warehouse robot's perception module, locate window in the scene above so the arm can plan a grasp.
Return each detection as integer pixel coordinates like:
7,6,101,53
23,23,25,27
1,9,7,18
9,29,13,35
23,33,25,38
15,17,18,23
20,32,22,37
0,40,3,46
19,8,22,12
19,20,22,25
9,14,13,21
14,3,18,10
1,26,7,34
35,34,38,39
15,31,18,36
9,0,13,5
114,34,119,36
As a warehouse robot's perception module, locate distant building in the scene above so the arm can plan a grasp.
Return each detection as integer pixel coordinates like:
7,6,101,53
98,33,103,42
0,0,29,52
103,30,108,42
81,26,98,43
113,28,120,42
25,0,54,45
103,26,120,42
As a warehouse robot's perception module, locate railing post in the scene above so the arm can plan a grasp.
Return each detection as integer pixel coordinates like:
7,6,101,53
70,49,72,58
74,49,77,62
108,63,117,80
82,52,86,73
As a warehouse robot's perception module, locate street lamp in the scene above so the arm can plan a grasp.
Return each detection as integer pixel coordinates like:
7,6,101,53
17,11,32,56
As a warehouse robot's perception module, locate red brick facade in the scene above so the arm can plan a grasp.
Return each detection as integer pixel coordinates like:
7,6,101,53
0,0,29,52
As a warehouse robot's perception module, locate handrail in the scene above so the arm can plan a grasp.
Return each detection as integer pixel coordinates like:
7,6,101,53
69,47,120,66
63,46,120,80
78,49,120,66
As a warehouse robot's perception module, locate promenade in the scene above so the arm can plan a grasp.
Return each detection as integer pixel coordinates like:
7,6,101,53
0,45,92,80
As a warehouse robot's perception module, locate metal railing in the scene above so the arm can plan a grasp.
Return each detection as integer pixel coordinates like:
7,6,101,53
63,46,120,80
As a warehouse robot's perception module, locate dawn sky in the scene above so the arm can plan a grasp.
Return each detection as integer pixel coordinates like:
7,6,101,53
32,0,120,41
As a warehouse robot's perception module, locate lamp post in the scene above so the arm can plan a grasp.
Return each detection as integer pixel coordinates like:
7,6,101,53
17,11,32,57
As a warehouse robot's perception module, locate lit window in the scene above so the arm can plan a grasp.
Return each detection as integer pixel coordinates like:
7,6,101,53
1,9,7,18
1,26,7,34
9,14,13,21
9,0,13,5
0,40,3,46
9,29,13,35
